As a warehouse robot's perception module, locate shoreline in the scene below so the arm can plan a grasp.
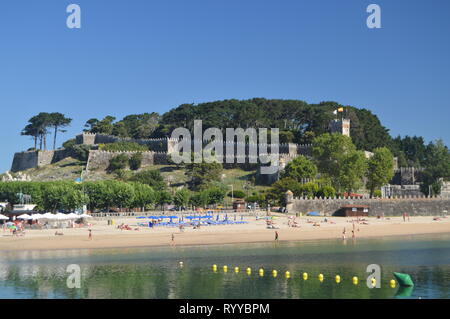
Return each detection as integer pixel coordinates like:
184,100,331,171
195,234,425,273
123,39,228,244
1,216,450,252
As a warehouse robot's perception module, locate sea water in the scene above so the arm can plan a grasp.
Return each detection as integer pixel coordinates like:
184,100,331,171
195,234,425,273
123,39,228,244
0,233,449,299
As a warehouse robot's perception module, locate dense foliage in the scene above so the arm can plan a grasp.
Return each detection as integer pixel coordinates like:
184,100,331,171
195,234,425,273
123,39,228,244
21,112,72,150
99,142,149,152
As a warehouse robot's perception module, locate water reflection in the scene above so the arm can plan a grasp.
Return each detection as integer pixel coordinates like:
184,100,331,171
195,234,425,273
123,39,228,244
1,234,449,299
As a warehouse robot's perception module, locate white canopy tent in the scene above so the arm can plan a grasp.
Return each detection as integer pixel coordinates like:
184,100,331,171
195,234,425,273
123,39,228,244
17,214,32,220
0,214,9,220
42,213,56,219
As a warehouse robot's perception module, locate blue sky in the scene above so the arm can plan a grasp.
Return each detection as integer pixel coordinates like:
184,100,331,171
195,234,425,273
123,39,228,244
0,0,449,172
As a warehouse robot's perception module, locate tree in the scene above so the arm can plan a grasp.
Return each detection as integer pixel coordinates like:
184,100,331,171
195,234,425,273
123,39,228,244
185,161,223,191
366,147,395,197
206,187,227,206
21,113,52,150
131,183,155,211
84,116,116,134
281,155,317,182
267,177,303,205
48,113,72,150
312,133,358,191
338,150,367,194
420,140,450,196
173,189,191,208
190,191,209,208
156,191,172,211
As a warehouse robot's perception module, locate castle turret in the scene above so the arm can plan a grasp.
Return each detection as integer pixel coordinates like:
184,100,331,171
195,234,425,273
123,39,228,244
329,118,350,137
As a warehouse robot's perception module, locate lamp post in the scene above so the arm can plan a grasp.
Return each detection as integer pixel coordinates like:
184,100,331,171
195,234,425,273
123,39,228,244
229,184,234,211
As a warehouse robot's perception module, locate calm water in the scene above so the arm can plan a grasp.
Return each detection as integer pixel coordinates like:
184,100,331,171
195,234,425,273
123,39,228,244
1,234,450,299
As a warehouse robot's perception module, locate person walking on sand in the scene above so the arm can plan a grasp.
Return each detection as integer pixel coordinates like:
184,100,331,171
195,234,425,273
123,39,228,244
275,231,279,241
342,227,346,240
88,229,92,240
171,233,176,246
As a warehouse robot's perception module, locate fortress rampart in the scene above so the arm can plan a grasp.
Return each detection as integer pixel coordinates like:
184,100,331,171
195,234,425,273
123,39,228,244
11,149,74,172
86,150,170,171
290,195,450,216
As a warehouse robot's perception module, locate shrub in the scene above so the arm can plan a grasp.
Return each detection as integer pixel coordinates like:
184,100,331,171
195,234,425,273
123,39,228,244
316,185,336,198
70,144,92,162
129,169,166,191
99,141,148,152
227,190,246,199
62,138,76,149
373,189,382,198
108,154,129,172
129,153,143,170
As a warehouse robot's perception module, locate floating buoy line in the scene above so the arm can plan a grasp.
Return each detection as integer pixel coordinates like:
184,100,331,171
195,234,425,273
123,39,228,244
207,264,399,287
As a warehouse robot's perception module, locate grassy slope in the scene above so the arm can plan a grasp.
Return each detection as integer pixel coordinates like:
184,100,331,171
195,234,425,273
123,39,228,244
8,160,270,196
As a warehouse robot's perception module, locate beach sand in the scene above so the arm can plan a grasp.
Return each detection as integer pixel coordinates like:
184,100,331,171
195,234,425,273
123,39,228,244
1,215,450,251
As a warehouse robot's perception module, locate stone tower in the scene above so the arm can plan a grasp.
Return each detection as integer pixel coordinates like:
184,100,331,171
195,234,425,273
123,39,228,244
329,118,351,137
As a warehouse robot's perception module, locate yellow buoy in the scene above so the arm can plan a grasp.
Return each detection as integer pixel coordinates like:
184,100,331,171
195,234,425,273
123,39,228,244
285,271,291,278
302,272,308,280
234,267,239,273
259,268,264,276
272,270,278,277
212,264,217,271
223,265,228,272
179,262,184,266
371,278,376,287
318,274,324,282
390,279,396,288
246,267,252,275
335,275,341,283
352,276,359,285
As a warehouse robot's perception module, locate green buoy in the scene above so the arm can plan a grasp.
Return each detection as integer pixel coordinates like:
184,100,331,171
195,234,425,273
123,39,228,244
393,272,414,287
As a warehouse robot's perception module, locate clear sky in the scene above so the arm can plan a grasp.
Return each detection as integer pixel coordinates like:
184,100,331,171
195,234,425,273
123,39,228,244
1,0,449,172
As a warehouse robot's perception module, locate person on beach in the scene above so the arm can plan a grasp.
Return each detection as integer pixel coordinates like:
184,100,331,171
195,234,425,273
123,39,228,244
342,227,346,240
88,229,92,240
275,231,279,241
171,233,175,246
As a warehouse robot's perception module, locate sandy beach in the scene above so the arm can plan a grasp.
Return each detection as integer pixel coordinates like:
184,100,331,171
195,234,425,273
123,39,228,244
1,215,450,251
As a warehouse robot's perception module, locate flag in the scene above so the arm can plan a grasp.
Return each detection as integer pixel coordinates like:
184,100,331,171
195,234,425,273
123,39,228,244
337,107,344,112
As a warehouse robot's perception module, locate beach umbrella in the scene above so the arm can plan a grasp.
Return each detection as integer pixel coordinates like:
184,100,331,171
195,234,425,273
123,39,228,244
31,214,43,220
79,214,92,218
54,213,68,220
0,214,9,220
17,214,32,220
42,212,56,219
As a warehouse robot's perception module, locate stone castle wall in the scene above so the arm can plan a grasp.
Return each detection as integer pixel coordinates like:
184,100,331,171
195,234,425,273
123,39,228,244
75,133,312,156
11,149,74,172
290,196,450,216
76,133,178,153
86,150,169,171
